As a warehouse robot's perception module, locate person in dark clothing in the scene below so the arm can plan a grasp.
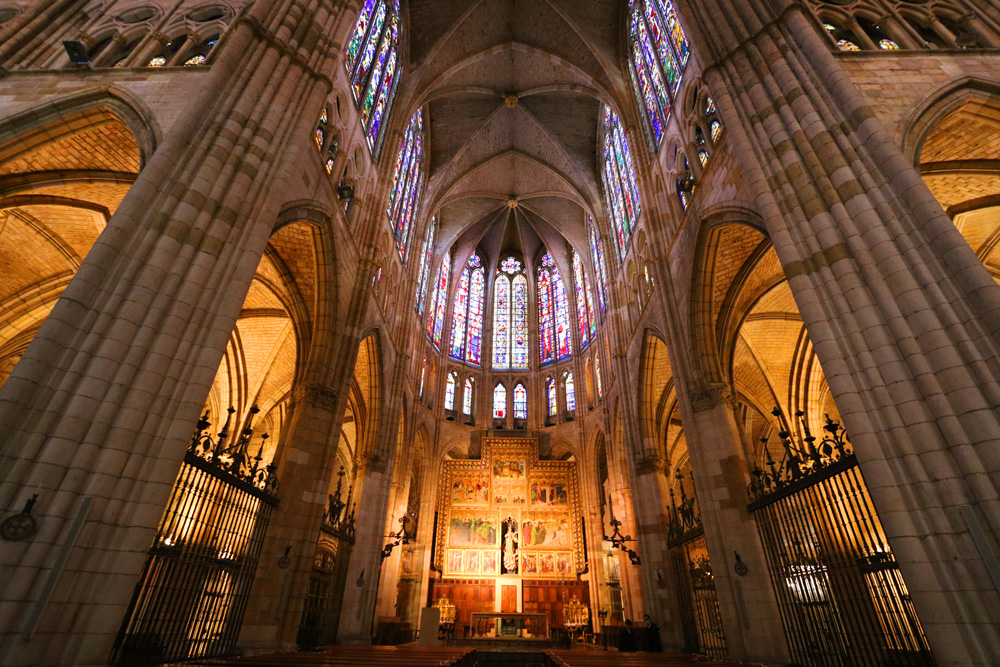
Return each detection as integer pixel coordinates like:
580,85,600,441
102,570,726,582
618,619,638,652
643,613,663,652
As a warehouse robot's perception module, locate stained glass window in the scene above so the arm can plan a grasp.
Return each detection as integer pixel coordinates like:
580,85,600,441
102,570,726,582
386,109,424,261
494,384,507,419
146,56,166,67
547,378,557,416
493,257,528,369
602,107,642,260
627,0,690,149
538,252,573,363
450,254,484,364
564,372,576,412
514,383,527,419
419,358,427,396
315,104,340,176
572,251,597,348
463,378,473,415
837,39,861,51
595,354,603,398
426,252,450,347
589,225,609,316
345,0,401,154
706,97,723,144
879,38,899,50
445,373,456,411
415,217,436,314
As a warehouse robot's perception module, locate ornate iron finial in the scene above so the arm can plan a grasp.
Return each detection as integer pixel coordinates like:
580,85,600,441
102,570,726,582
748,413,853,504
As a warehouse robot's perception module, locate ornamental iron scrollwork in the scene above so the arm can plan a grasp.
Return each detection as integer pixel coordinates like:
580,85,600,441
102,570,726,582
323,467,356,542
667,468,702,547
747,409,852,506
188,406,280,499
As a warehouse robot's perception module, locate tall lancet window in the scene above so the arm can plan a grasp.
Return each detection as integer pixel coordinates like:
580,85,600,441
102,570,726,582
444,372,456,411
415,217,436,313
386,109,424,260
513,383,527,419
572,250,597,348
602,107,642,260
589,224,609,317
492,257,528,370
345,0,401,154
450,253,485,363
547,377,557,416
564,371,576,412
463,378,474,415
494,383,507,419
426,251,450,347
627,0,690,148
537,252,572,363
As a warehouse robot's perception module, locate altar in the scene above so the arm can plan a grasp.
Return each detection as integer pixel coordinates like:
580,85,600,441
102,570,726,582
469,612,548,640
430,437,590,636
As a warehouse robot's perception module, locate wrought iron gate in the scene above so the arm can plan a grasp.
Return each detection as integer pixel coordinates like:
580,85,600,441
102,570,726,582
298,470,355,648
748,413,934,667
111,409,279,665
667,470,726,659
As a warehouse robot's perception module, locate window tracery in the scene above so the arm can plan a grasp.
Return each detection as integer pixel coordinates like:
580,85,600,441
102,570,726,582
449,254,484,364
493,257,528,369
627,0,691,148
602,107,642,261
315,105,340,175
426,252,450,347
345,0,401,154
386,109,424,261
589,225,609,317
538,252,572,363
572,251,597,349
415,217,436,314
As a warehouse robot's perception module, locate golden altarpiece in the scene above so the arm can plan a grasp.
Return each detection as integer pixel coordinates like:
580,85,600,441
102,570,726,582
430,437,589,638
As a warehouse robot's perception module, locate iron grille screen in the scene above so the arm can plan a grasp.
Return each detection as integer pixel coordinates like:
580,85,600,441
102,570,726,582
670,534,726,660
110,452,276,665
751,460,934,667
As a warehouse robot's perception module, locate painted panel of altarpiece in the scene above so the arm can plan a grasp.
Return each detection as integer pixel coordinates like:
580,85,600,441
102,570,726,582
435,437,584,578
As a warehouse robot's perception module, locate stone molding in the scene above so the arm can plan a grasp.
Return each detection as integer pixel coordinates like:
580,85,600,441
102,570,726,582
690,385,729,413
294,384,339,412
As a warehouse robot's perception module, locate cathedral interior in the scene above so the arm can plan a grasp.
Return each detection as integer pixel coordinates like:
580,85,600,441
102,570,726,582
1,0,1000,666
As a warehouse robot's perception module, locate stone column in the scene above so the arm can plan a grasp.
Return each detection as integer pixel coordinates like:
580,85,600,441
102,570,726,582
0,0,340,663
237,378,354,652
338,338,408,642
678,385,790,663
677,1,1000,663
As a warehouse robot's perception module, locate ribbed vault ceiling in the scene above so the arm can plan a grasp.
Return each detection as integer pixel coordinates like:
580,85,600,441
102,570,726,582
401,0,626,266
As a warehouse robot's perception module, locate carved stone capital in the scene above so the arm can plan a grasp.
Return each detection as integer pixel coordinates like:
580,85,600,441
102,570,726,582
112,32,129,47
690,384,728,413
150,31,170,45
355,452,386,474
187,31,203,44
635,454,666,476
294,383,339,412
76,33,97,49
